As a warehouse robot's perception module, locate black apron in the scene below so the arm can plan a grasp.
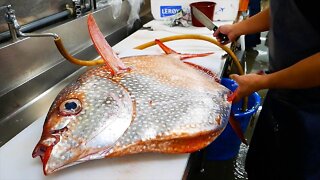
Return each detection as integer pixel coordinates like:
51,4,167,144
245,0,320,179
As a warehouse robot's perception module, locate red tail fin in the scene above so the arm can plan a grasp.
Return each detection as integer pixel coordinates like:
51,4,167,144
229,113,248,145
226,88,248,145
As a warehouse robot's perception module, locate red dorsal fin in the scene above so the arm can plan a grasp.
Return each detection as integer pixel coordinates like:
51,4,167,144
87,14,128,76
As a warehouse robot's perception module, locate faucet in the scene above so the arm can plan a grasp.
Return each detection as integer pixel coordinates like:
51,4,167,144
3,5,19,41
0,4,103,67
2,5,59,42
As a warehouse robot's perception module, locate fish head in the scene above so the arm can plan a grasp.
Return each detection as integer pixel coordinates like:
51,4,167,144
32,72,133,175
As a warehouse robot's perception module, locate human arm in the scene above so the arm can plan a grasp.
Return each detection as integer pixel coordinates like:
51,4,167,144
230,52,320,102
213,7,271,44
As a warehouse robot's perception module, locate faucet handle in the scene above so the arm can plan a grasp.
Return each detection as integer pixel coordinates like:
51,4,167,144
3,5,20,29
2,5,14,17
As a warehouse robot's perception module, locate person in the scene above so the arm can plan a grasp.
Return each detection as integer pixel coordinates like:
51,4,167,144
245,0,262,50
213,0,320,179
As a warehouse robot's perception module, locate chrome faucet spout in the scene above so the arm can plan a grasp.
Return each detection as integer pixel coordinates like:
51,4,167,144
17,31,59,39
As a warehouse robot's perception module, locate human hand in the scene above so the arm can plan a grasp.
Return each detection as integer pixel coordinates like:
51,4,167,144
213,24,239,45
229,73,264,102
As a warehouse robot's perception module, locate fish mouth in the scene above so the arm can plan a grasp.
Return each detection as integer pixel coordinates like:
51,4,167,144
32,134,60,175
32,143,54,175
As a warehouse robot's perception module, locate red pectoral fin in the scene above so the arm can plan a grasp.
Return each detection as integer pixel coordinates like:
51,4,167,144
87,14,128,75
229,113,248,145
154,39,213,60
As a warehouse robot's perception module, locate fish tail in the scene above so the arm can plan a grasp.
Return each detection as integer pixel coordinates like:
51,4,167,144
229,113,248,145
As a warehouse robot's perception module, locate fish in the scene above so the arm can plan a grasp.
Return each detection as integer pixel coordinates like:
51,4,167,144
32,14,232,175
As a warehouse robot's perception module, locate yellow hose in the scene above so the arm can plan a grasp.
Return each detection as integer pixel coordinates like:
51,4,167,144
54,37,104,66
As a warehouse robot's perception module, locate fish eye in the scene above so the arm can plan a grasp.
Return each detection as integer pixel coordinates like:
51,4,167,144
59,99,82,116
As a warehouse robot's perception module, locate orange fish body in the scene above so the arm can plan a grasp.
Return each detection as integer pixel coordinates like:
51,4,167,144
32,14,232,175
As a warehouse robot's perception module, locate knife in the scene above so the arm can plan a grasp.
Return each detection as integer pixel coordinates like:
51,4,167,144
191,6,229,43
